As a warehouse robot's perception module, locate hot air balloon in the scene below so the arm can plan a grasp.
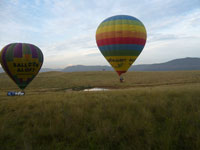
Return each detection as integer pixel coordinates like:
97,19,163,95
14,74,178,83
0,43,44,90
96,15,147,79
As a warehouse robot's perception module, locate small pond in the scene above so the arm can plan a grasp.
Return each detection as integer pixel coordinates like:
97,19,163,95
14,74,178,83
83,88,109,92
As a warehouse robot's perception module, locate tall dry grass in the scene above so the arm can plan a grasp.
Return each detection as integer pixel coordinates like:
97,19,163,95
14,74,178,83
0,71,200,150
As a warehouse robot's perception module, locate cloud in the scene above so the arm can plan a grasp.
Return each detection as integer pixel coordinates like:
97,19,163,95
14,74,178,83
0,0,200,68
147,9,200,42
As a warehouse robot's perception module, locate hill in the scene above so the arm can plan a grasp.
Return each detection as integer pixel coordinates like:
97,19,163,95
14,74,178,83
0,57,200,73
62,57,200,72
62,65,113,72
131,57,200,71
40,68,62,72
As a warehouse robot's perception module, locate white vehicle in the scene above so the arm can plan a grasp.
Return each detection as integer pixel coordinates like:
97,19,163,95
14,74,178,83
7,91,25,96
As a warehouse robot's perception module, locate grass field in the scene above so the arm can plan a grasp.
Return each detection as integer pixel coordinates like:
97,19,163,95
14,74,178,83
0,71,200,150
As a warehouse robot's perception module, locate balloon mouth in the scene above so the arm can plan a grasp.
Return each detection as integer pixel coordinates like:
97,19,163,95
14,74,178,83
116,71,126,76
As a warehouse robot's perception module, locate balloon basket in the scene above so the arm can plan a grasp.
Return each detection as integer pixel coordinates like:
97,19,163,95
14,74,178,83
119,75,124,83
7,91,25,96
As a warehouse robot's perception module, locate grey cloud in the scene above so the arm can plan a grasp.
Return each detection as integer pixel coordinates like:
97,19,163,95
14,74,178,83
85,53,101,57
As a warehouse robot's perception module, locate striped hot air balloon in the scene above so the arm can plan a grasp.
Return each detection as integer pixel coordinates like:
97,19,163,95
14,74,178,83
0,43,44,90
96,15,147,76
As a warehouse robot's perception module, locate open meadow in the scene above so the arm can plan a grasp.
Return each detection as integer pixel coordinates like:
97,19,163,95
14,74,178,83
0,71,200,150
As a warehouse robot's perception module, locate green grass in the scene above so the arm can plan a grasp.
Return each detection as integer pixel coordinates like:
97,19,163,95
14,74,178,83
0,71,200,150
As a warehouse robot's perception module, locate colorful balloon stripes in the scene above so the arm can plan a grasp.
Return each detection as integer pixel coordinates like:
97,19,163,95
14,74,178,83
0,43,43,90
96,15,147,76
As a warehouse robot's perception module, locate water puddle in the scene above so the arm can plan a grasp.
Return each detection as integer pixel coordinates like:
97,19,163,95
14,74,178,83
83,88,109,92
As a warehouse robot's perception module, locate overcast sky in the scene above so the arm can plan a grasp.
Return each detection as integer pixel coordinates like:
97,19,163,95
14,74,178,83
0,0,200,68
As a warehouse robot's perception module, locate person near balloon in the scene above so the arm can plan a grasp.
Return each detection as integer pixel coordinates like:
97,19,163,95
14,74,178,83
120,76,124,83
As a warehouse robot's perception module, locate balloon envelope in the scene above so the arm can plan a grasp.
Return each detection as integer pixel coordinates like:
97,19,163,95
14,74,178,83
0,43,44,90
96,15,147,76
